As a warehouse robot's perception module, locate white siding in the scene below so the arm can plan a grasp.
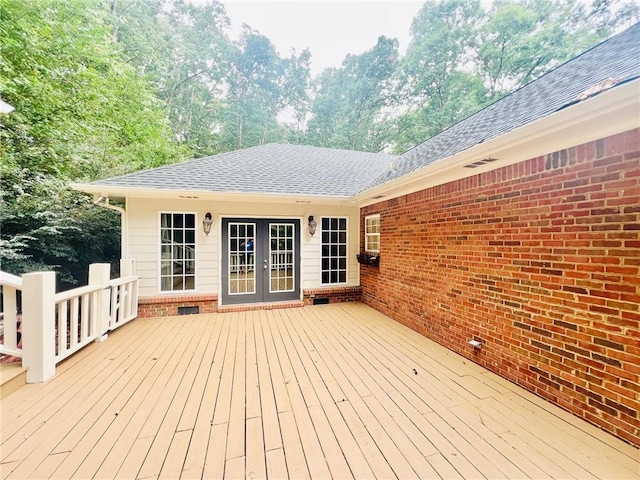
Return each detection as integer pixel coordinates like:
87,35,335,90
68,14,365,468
125,198,360,298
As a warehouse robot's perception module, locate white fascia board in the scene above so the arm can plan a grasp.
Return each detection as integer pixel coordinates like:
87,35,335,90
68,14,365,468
69,183,353,207
355,80,640,207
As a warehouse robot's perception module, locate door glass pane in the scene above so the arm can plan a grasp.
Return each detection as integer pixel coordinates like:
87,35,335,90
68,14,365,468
269,223,295,293
229,222,255,295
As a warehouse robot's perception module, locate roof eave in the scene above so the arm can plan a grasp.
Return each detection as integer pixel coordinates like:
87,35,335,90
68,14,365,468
355,79,640,207
68,184,355,207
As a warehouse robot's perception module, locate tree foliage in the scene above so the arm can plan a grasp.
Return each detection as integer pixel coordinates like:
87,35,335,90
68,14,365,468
306,36,399,151
0,0,182,287
109,0,233,156
392,0,639,151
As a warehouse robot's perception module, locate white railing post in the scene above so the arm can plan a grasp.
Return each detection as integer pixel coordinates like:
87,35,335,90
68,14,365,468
89,263,111,342
121,259,138,318
120,259,136,276
22,271,56,383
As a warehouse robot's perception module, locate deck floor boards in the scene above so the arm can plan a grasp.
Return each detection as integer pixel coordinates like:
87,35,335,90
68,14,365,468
1,303,638,479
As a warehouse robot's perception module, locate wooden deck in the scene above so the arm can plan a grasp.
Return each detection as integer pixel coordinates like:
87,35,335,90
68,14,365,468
1,303,638,479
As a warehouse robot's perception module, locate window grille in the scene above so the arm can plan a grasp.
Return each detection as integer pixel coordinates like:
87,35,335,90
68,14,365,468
321,217,347,284
160,212,196,292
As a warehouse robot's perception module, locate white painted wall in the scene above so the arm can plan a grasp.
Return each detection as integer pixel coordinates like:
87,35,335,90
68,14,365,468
126,197,360,298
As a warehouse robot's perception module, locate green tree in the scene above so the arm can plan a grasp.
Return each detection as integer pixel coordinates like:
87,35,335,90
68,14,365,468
394,0,486,151
109,0,233,156
0,0,182,286
392,0,639,151
474,0,640,100
220,26,290,150
281,48,312,143
307,36,399,151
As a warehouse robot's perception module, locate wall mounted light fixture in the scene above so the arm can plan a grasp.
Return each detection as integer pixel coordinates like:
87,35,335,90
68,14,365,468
203,212,213,236
308,215,317,236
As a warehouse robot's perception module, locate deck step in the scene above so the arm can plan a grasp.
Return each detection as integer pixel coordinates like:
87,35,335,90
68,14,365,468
0,363,27,399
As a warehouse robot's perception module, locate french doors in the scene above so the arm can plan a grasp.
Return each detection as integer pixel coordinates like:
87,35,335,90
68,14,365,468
221,218,301,305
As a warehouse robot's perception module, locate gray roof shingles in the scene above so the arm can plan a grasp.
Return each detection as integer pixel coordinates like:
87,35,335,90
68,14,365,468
89,24,639,198
89,143,396,197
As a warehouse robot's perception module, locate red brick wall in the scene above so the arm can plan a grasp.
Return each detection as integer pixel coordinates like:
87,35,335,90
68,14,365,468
360,129,640,446
137,287,360,317
303,286,362,305
138,294,218,318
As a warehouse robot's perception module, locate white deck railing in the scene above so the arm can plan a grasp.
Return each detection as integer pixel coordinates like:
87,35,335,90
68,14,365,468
108,275,139,330
0,271,23,358
0,260,139,382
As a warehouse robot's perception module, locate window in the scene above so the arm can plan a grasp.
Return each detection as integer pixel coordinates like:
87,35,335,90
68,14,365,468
365,214,380,253
321,217,347,284
160,212,196,292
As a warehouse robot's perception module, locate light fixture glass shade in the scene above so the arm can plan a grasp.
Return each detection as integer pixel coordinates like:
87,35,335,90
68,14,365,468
203,212,213,236
308,215,317,236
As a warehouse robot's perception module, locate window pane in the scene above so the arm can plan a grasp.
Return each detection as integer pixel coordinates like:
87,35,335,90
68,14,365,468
321,216,348,285
365,215,381,252
160,212,197,292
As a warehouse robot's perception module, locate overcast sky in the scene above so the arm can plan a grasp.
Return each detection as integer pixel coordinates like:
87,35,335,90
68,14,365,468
222,0,424,76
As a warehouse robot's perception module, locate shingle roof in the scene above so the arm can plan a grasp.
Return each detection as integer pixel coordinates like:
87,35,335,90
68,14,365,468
89,143,396,197
370,22,640,187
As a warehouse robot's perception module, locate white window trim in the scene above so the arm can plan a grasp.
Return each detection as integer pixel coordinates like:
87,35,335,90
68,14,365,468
157,211,198,294
365,214,380,253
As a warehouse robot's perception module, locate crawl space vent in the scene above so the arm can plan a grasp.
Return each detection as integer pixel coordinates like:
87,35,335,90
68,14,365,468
178,306,200,315
313,298,330,305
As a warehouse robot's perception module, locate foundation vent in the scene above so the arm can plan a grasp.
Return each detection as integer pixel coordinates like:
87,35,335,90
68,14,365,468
178,306,200,315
